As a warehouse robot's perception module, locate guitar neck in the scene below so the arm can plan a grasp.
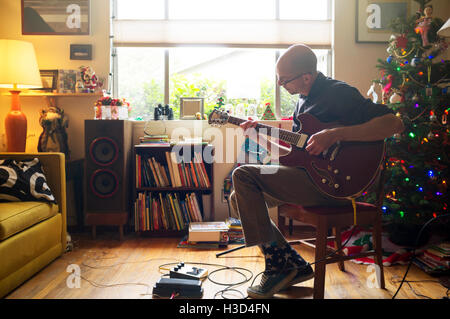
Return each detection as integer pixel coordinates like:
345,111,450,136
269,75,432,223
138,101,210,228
226,115,305,147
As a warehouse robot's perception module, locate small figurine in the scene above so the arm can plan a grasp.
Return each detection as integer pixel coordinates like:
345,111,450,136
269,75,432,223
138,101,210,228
38,106,70,158
80,66,98,92
415,5,433,47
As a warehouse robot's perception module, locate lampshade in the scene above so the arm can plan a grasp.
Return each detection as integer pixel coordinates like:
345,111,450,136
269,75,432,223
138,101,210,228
437,18,450,37
0,39,42,89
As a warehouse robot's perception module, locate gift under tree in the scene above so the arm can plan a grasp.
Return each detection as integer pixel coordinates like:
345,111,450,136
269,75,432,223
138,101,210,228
368,0,449,245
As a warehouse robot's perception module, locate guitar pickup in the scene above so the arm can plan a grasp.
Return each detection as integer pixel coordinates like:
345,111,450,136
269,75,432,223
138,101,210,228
296,134,309,149
329,142,341,161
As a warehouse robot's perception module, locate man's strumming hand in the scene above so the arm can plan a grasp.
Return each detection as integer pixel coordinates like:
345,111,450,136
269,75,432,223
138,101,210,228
306,128,340,156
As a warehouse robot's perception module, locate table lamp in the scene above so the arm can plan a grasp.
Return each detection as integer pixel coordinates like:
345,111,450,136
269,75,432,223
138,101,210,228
0,39,42,152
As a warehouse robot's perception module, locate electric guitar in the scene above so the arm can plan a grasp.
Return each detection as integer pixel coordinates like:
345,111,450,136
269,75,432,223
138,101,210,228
208,109,385,199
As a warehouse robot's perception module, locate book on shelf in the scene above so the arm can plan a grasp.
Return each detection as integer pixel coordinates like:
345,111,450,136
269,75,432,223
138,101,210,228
169,152,182,187
139,135,170,146
188,222,229,243
134,191,205,232
165,152,177,187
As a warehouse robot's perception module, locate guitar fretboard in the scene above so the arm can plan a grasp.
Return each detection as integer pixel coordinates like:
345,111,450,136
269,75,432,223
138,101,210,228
226,115,305,147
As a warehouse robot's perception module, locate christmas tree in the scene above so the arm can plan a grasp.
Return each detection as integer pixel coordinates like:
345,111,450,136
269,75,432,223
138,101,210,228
369,0,449,230
260,102,277,120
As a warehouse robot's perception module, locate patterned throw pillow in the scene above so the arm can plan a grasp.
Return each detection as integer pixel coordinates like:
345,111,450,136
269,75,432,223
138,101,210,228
0,158,56,203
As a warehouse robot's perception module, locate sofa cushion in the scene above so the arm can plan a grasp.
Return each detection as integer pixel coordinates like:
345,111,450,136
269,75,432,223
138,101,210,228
0,158,56,203
0,202,58,241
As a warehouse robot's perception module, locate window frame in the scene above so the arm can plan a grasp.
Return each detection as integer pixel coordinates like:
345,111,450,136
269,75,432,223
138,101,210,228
110,0,333,119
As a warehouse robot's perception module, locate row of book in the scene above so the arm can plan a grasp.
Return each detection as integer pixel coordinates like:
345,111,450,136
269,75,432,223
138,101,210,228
413,242,450,275
136,152,211,189
133,192,203,232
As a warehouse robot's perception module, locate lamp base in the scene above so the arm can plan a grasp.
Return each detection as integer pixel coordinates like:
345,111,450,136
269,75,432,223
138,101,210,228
5,90,27,152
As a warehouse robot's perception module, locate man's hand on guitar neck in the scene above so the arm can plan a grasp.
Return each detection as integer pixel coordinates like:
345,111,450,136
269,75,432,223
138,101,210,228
240,119,290,157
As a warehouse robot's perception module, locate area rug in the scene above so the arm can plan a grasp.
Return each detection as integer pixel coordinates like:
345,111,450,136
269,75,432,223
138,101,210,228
326,227,414,266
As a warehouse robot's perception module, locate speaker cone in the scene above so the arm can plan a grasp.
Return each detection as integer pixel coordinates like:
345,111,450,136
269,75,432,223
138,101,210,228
90,169,119,198
89,137,119,166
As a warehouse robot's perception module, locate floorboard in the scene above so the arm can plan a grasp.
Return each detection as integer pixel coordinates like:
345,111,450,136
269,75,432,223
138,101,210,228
4,231,449,300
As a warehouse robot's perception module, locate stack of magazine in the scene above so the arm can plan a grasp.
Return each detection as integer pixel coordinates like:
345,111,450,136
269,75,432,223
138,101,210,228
413,242,450,275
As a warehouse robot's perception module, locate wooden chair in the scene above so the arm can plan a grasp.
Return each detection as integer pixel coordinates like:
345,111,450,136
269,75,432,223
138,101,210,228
277,165,386,299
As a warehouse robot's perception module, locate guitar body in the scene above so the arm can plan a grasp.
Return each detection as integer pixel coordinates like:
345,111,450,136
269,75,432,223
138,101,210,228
279,113,385,199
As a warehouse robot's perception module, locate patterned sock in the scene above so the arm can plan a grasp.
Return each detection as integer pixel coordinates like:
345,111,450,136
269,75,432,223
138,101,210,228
283,245,309,270
260,241,291,274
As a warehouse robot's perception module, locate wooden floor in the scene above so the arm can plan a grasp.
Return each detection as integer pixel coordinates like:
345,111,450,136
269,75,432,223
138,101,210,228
5,231,448,299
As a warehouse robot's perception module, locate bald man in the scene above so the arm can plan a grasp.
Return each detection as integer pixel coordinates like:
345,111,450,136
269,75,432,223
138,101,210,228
231,44,404,299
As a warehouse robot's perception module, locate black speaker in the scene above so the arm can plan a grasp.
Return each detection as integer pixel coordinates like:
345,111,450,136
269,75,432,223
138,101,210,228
84,120,132,238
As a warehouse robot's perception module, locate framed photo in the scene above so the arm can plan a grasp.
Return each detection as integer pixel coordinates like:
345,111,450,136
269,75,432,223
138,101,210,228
70,44,92,60
180,97,204,120
21,0,90,35
356,0,411,43
58,69,81,93
30,70,58,92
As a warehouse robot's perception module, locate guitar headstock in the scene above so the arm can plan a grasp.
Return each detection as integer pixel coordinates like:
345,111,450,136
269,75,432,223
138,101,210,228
208,108,230,127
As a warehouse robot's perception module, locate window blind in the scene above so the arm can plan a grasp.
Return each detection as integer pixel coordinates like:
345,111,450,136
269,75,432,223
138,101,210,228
112,19,332,47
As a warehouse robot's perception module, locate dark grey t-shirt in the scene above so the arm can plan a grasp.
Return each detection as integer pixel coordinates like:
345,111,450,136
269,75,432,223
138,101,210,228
292,72,394,132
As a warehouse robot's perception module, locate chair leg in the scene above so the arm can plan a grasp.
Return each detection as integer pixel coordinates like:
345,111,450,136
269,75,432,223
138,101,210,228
333,227,346,272
313,219,327,299
372,215,385,289
278,213,287,236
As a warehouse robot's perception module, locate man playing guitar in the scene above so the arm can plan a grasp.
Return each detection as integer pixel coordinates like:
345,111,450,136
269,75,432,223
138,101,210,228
229,44,405,299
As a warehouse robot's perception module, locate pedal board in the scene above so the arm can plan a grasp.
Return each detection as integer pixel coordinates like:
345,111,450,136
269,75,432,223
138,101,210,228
169,263,208,280
152,277,203,298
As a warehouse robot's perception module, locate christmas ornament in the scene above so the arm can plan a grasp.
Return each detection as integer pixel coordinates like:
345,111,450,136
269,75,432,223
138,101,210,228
389,92,402,104
429,111,437,121
411,56,421,67
415,5,433,47
366,83,379,103
387,55,394,63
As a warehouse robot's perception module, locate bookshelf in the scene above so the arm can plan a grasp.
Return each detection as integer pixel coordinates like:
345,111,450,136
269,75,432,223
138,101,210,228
132,143,214,237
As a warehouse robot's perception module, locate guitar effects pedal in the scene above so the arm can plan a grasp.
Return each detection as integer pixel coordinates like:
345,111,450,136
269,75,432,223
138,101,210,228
169,263,208,280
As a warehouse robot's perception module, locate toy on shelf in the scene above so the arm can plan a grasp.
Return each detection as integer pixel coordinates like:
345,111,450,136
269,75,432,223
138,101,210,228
260,102,277,120
80,66,98,93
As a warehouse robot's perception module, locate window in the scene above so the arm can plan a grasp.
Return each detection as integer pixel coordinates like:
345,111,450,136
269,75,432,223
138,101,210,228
112,0,332,119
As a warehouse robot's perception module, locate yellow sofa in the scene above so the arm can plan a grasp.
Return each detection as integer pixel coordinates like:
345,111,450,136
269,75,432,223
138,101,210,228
0,152,67,298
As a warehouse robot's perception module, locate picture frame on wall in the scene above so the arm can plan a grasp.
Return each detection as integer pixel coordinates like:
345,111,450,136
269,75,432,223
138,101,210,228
70,44,93,60
21,0,90,35
356,0,411,43
30,70,58,92
58,69,81,93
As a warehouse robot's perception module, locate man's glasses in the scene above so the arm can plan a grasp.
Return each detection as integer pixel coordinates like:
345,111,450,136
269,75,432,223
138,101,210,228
278,72,310,87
